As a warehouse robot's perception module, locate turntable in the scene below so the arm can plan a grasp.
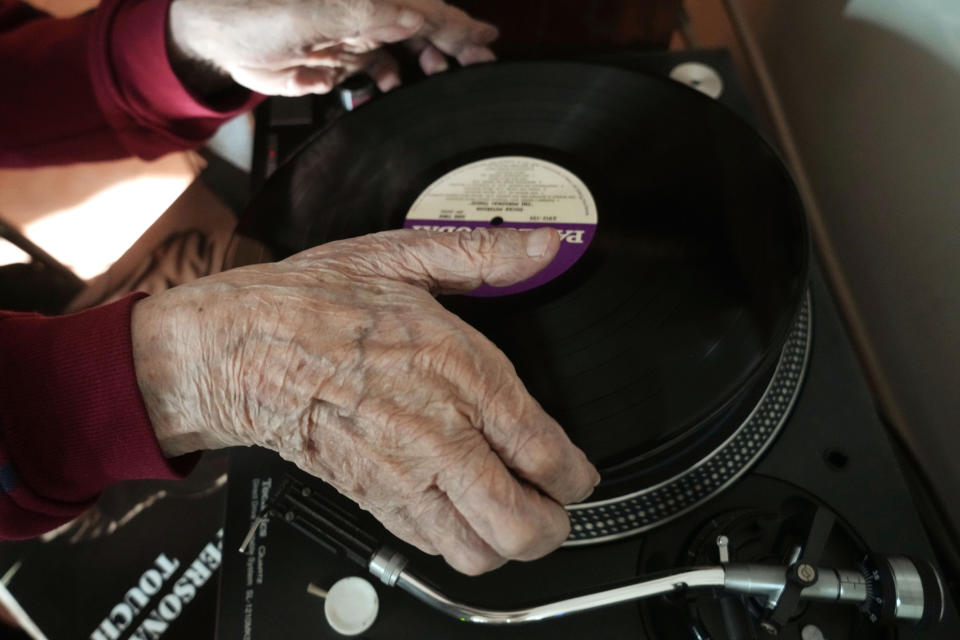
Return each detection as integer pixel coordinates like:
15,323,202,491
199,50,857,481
214,51,959,639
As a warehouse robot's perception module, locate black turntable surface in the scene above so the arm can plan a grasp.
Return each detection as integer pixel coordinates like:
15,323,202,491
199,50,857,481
215,268,959,639
216,51,958,639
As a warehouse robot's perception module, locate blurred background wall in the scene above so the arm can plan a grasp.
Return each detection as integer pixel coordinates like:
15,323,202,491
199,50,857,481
716,0,960,528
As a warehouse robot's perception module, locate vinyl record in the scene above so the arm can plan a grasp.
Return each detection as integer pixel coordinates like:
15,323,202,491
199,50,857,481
236,62,809,506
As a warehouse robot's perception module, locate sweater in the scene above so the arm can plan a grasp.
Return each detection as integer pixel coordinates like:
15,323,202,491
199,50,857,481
0,0,261,537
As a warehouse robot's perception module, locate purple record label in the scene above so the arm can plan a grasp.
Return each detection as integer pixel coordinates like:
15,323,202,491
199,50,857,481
404,156,597,297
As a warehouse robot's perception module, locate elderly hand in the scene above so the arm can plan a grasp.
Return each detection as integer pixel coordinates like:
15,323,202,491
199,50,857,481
131,228,600,575
167,0,498,96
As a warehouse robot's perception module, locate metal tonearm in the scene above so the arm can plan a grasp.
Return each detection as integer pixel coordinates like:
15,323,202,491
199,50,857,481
367,547,944,627
248,476,946,630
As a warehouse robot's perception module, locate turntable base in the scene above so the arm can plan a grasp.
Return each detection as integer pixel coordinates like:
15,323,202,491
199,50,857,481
214,264,958,640
214,50,958,639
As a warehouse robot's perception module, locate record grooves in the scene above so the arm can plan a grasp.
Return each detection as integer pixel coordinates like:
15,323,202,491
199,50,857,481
567,293,810,544
237,62,810,540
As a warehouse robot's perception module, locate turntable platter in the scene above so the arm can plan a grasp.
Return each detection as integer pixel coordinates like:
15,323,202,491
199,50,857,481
235,62,809,522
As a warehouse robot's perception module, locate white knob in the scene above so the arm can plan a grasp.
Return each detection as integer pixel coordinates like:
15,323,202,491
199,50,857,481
801,624,826,640
323,577,379,636
668,62,724,99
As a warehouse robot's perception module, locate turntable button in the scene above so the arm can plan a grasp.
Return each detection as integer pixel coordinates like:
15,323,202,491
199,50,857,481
668,62,724,99
323,577,379,636
801,624,826,640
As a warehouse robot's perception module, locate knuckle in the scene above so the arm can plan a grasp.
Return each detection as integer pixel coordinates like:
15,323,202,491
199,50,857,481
498,500,569,560
414,328,484,390
499,518,548,560
545,515,571,549
479,367,535,438
439,440,496,501
454,227,506,263
420,422,481,474
419,326,467,361
477,350,520,400
513,429,562,480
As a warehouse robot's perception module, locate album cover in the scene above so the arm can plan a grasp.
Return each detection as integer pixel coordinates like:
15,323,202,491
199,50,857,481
0,452,228,640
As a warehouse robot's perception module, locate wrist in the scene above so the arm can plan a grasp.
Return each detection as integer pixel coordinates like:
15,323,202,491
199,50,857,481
131,295,223,457
167,0,236,97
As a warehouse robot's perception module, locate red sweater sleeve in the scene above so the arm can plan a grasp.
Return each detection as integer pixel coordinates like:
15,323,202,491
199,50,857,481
0,0,262,166
0,294,198,539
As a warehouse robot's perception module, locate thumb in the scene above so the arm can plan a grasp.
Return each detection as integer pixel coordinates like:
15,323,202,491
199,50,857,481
337,227,562,294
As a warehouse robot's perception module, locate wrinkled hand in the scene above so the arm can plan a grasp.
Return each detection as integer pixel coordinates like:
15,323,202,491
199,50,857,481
167,0,498,96
132,228,600,575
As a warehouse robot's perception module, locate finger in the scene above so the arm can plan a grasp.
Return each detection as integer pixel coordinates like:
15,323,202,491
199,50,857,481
291,46,401,92
361,49,402,92
373,510,440,556
404,37,448,74
317,227,562,294
415,4,499,60
455,44,496,67
420,44,449,74
439,446,571,562
476,351,601,505
342,5,426,44
417,5,472,57
291,66,341,94
415,490,506,575
230,65,339,97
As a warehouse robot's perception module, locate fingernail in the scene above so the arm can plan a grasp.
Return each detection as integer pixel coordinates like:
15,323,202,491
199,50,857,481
429,55,449,74
398,9,423,29
459,45,496,66
575,484,597,503
378,73,401,92
422,49,449,74
525,228,553,257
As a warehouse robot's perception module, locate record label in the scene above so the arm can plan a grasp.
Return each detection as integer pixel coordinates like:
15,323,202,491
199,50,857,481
404,156,597,296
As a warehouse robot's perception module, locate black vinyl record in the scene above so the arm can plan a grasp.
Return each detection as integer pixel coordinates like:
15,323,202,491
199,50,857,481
237,62,809,501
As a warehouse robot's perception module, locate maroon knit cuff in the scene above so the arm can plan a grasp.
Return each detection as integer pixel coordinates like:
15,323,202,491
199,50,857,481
0,294,198,525
88,0,262,158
